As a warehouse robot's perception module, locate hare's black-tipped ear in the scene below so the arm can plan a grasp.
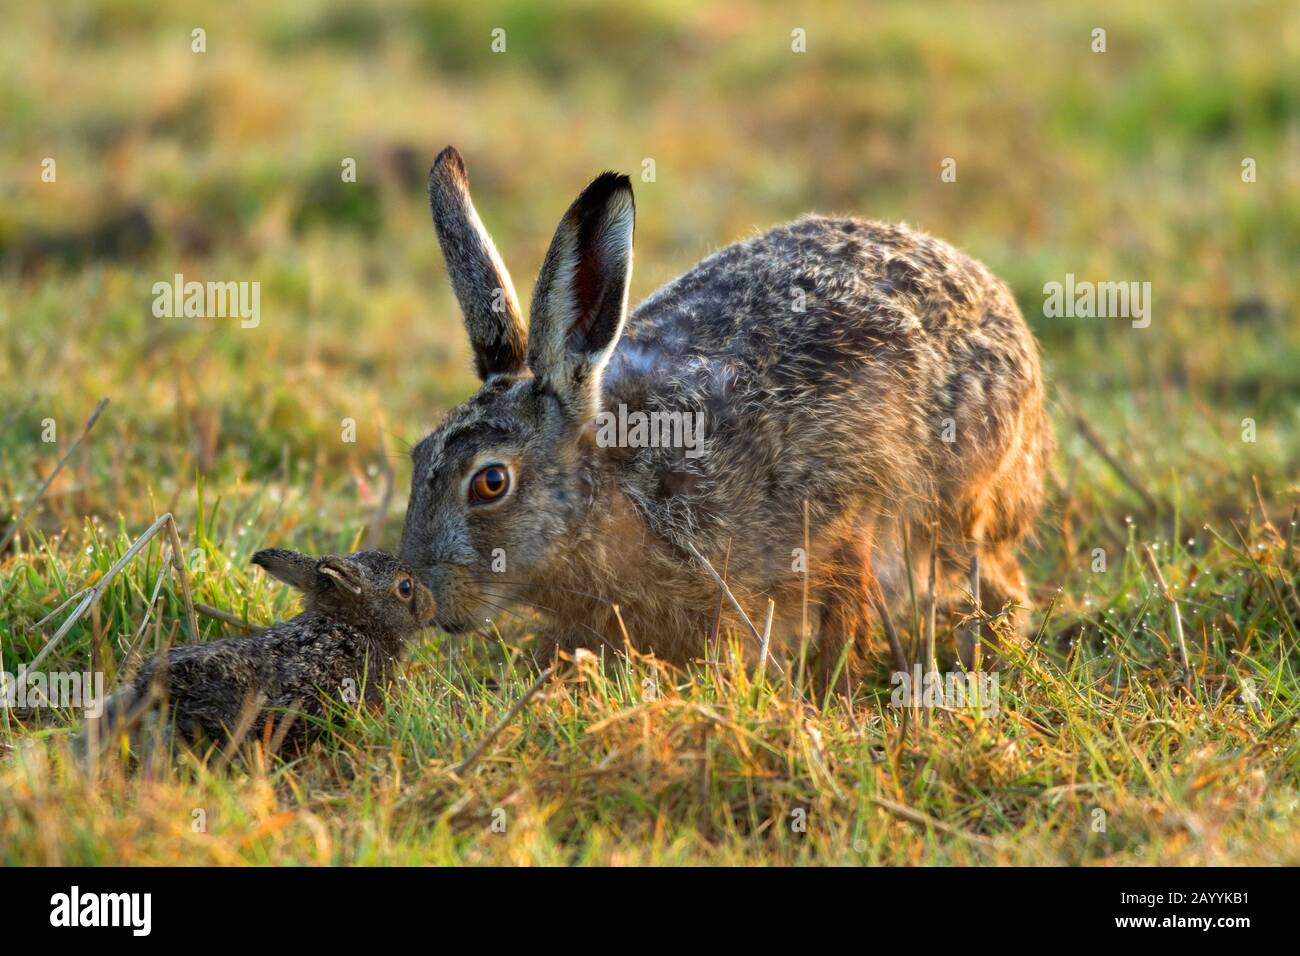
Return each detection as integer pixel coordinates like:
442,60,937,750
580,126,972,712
315,556,364,597
429,146,528,380
527,171,635,420
252,549,317,591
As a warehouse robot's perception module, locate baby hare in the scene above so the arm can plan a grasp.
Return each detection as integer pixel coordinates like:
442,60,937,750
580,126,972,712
87,549,434,754
401,146,1052,688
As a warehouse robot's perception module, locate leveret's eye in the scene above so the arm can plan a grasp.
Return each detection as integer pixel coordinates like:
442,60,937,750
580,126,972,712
469,464,511,504
397,578,413,599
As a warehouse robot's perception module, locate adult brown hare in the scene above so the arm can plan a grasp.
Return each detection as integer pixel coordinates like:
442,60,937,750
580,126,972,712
400,146,1053,689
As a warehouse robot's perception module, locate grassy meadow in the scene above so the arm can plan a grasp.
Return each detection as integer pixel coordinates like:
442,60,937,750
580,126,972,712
1,0,1298,864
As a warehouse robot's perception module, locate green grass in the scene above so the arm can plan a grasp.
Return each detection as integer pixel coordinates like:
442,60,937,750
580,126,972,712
1,0,1298,864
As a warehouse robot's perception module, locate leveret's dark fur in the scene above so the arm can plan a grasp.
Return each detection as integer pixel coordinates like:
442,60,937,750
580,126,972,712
91,549,434,751
402,146,1052,685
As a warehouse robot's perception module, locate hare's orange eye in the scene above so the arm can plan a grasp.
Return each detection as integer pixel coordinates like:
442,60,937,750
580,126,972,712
470,464,510,504
397,578,413,599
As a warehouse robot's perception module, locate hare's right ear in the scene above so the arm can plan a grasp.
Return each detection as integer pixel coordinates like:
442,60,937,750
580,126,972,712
252,549,317,592
314,556,365,597
428,146,528,380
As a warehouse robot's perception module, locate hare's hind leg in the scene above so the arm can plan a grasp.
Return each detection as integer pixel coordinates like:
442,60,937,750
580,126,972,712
807,539,878,695
949,538,1030,670
895,516,1030,671
953,389,1052,668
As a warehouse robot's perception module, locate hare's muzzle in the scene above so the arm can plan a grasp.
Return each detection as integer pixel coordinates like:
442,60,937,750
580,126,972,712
413,583,437,626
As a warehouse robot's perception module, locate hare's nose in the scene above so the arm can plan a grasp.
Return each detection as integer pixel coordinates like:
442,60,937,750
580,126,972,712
416,590,437,626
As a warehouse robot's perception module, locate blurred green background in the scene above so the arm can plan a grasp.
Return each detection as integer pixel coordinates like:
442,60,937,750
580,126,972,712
0,0,1296,603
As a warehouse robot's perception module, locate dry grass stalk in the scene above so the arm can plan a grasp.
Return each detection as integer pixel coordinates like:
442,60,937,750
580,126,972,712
363,429,395,550
0,397,109,554
969,548,982,670
452,667,554,777
872,593,910,675
1073,411,1158,512
1141,544,1192,687
25,512,200,673
798,498,811,691
758,598,775,674
869,795,997,850
195,602,264,633
924,524,939,676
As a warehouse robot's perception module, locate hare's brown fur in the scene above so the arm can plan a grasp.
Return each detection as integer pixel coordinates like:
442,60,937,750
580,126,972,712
402,149,1052,686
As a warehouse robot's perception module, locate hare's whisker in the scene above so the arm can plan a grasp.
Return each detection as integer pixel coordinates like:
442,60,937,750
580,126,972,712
472,595,620,653
465,576,610,604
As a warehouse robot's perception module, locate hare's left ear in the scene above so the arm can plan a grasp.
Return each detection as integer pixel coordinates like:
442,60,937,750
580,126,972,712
252,549,317,591
527,172,634,420
429,146,529,380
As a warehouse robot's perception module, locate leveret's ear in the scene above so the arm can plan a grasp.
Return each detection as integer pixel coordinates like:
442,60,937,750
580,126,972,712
315,556,365,597
428,145,528,380
527,171,635,420
252,549,317,592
